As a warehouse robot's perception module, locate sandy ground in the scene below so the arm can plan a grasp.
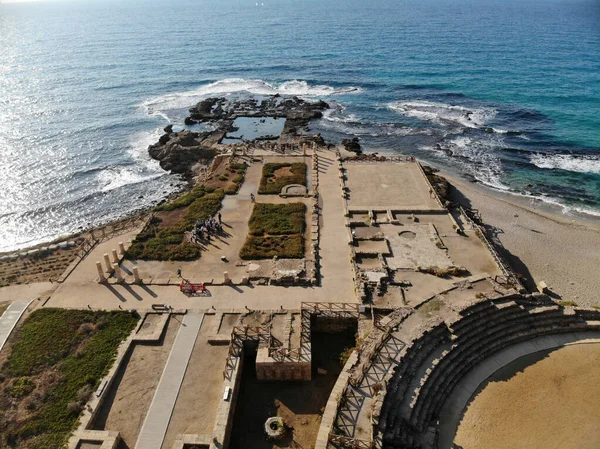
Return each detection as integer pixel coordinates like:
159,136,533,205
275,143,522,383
161,314,231,449
92,317,181,449
454,343,600,449
444,173,600,307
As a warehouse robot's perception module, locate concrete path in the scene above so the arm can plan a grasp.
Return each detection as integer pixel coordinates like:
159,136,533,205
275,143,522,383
316,149,356,300
135,313,204,449
0,298,34,352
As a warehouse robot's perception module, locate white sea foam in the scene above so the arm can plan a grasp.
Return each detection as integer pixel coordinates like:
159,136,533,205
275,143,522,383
142,78,362,112
439,135,510,191
529,153,600,175
388,100,497,129
322,106,360,124
97,166,165,193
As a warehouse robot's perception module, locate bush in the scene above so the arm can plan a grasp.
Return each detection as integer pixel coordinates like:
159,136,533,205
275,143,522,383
248,203,305,236
155,185,206,212
169,244,200,261
125,189,225,261
258,163,307,194
224,184,239,195
1,309,138,448
9,377,35,398
239,235,304,260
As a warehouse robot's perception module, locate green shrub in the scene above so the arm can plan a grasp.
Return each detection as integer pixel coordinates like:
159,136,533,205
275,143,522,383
1,309,137,448
125,189,225,261
155,185,206,212
9,377,34,398
169,244,200,261
248,203,306,236
232,174,244,184
230,162,248,172
258,163,307,194
224,184,239,195
239,235,304,260
218,174,229,182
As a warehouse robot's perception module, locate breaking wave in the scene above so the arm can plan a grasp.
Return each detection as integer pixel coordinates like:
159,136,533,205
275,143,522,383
388,100,497,129
530,153,600,175
142,78,362,112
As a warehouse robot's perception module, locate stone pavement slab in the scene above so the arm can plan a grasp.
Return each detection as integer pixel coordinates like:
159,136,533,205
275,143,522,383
0,298,34,352
135,313,204,449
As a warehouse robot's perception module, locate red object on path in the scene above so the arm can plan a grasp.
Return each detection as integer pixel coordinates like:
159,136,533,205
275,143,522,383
179,280,206,294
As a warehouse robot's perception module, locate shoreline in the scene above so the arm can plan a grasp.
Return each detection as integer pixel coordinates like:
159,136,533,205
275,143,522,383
437,166,600,307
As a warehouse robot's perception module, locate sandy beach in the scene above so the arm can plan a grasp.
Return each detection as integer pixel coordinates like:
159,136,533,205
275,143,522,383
443,171,600,308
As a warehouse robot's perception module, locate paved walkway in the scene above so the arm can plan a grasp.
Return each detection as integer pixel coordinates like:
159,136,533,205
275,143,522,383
135,313,204,449
0,298,34,352
315,149,356,299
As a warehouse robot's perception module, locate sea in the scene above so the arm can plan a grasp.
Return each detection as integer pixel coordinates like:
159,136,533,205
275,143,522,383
1,0,599,252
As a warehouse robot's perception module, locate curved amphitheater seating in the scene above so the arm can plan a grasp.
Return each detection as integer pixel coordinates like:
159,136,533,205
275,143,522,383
369,296,600,449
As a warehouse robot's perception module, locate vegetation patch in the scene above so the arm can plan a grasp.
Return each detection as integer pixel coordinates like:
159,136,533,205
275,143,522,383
125,161,247,261
248,203,305,236
258,162,307,194
125,186,225,261
0,308,138,449
240,235,304,260
240,203,306,259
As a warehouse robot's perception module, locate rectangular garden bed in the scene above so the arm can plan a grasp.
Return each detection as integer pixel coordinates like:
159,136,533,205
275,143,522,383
240,203,306,259
258,162,307,194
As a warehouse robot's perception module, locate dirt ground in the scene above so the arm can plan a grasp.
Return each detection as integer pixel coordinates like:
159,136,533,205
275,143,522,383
161,314,233,449
229,330,356,449
0,301,9,317
0,241,83,287
92,316,181,449
454,343,600,449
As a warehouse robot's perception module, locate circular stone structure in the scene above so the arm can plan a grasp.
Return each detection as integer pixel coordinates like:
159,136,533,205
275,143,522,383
264,417,286,440
453,343,600,449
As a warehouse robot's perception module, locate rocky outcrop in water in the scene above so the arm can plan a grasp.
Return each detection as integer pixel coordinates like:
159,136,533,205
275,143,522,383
150,95,330,177
148,129,217,176
185,96,328,131
342,137,361,153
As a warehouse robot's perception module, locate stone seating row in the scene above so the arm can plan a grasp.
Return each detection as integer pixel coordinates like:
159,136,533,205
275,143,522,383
375,298,600,448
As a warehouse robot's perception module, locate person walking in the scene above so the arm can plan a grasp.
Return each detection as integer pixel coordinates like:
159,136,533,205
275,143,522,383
218,212,222,224
250,193,255,202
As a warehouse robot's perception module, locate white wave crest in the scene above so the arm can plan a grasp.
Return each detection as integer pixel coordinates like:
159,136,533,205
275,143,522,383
322,106,360,124
388,100,496,129
438,135,510,191
142,78,362,112
97,166,165,193
530,154,600,175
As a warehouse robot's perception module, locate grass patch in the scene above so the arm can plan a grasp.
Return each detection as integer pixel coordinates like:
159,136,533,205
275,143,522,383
258,162,307,194
125,188,225,261
240,235,304,259
0,308,138,448
558,300,578,307
240,203,306,259
248,203,305,236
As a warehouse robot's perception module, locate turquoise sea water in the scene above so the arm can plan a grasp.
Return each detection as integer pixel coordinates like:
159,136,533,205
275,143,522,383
0,0,598,251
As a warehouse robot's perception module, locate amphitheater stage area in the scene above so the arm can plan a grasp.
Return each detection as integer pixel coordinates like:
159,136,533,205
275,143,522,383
450,337,600,449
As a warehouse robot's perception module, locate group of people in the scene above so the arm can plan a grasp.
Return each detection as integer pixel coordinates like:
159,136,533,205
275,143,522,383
191,213,223,243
